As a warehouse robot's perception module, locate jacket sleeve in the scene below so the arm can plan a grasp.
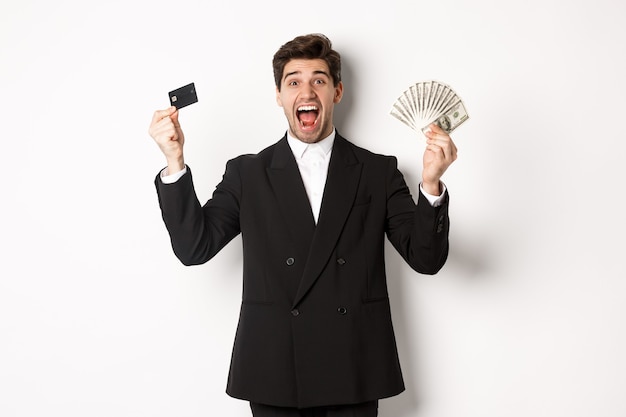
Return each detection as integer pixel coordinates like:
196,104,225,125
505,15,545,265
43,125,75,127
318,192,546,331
384,156,450,275
154,160,242,266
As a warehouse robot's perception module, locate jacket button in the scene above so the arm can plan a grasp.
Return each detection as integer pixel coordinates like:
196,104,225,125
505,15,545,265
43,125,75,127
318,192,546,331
286,257,295,266
337,307,347,315
291,309,300,316
337,258,346,265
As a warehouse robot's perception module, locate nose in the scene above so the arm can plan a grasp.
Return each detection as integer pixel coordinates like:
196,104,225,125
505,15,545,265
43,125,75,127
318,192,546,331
301,83,317,98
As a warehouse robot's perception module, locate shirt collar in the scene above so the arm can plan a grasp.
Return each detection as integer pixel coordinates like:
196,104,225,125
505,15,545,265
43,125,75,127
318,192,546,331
287,129,336,160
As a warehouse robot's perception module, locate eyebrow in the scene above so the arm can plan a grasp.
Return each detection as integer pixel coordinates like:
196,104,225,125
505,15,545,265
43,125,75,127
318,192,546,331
283,69,330,81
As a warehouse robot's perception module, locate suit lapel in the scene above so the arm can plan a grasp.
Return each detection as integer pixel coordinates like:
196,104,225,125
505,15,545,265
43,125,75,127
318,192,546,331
266,137,317,252
293,135,363,307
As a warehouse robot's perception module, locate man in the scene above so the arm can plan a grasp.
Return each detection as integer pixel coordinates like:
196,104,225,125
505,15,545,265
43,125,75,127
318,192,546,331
149,33,457,417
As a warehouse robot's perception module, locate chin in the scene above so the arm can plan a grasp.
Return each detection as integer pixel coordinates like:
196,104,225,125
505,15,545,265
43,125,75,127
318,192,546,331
290,129,318,144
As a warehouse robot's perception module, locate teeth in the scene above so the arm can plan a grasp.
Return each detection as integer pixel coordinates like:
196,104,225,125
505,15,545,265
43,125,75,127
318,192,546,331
298,105,318,112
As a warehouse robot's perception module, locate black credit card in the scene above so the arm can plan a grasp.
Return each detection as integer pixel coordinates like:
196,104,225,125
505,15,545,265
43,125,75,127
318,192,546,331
168,82,198,109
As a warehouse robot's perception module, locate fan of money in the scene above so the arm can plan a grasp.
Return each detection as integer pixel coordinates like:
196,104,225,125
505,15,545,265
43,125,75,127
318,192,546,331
390,80,469,135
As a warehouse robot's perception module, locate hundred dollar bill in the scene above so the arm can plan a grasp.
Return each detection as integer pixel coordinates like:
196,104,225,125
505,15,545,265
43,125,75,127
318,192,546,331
422,99,469,134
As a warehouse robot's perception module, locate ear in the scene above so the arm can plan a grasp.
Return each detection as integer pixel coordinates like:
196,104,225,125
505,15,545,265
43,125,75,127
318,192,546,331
276,87,283,107
333,81,344,104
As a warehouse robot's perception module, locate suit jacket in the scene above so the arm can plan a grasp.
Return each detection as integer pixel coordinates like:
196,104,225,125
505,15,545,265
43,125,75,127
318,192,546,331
155,132,449,408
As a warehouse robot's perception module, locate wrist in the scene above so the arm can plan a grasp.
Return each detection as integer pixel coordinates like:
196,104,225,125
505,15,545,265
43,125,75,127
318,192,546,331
166,156,185,175
422,180,441,196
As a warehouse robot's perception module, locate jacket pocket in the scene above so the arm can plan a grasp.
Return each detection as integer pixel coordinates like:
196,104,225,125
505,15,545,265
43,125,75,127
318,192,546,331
353,195,372,207
242,299,274,306
363,295,389,304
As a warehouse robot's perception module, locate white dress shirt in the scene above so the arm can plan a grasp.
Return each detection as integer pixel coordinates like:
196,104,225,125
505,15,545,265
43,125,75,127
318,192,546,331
287,131,334,224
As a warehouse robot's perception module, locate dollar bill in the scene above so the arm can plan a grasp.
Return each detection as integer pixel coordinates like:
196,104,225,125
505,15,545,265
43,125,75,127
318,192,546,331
422,99,469,134
390,80,469,136
390,103,416,130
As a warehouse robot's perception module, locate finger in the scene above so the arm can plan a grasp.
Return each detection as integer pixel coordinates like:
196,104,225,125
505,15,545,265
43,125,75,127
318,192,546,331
427,138,457,162
428,123,448,135
149,118,179,142
150,108,180,133
424,129,448,146
427,126,451,140
425,143,445,159
150,106,177,126
149,117,171,138
426,129,455,150
170,108,181,127
151,121,176,137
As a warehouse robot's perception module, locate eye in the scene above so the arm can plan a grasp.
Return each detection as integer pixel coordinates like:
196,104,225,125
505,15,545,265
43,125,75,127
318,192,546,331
314,79,325,85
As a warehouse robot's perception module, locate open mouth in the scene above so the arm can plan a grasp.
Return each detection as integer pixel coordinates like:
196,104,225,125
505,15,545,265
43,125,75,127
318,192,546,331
297,105,319,129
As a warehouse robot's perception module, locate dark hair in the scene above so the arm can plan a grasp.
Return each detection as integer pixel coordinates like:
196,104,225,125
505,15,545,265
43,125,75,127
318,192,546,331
272,33,342,91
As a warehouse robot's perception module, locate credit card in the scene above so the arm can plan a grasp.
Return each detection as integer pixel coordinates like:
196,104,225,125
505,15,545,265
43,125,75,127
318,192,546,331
168,82,198,109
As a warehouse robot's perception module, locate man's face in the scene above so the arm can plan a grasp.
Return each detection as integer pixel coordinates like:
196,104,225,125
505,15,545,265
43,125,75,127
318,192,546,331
276,58,343,144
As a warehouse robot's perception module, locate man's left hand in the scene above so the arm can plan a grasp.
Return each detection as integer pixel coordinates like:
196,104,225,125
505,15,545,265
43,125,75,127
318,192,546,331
421,123,458,196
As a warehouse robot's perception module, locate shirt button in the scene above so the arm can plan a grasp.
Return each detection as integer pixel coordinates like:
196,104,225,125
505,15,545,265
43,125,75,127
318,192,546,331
337,307,347,315
286,257,295,266
337,258,346,265
291,309,300,316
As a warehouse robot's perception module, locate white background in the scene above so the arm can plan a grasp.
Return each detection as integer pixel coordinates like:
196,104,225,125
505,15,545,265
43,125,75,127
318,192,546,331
2,0,625,416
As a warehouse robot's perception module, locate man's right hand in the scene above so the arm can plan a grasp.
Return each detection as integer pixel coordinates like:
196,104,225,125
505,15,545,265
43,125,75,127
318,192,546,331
149,106,186,174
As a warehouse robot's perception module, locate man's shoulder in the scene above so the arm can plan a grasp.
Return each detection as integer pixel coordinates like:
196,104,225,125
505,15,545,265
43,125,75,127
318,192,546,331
227,136,285,165
337,133,397,163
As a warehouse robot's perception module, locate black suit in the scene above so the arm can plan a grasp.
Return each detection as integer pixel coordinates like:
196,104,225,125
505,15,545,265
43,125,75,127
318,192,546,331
155,133,449,409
